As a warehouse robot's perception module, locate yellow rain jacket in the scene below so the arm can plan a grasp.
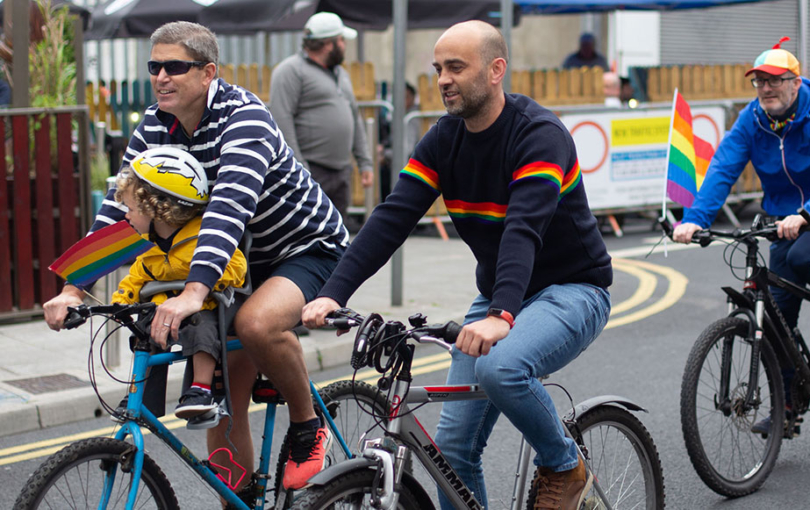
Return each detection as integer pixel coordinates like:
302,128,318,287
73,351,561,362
112,217,247,309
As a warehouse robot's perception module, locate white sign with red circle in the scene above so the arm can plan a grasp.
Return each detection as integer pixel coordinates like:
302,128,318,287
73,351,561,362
560,106,725,211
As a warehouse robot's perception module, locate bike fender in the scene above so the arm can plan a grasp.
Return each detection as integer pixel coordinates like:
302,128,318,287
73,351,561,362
307,457,376,486
306,458,435,509
563,395,646,422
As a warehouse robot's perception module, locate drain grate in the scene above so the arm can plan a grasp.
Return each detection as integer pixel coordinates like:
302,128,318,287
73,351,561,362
5,373,89,395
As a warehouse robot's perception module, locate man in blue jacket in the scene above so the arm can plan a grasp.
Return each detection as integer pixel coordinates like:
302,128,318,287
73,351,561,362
674,38,809,433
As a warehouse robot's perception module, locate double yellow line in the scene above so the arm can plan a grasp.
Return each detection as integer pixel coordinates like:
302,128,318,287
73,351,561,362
1,257,685,467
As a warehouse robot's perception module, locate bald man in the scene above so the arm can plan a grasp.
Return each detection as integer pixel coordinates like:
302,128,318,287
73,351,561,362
304,21,612,510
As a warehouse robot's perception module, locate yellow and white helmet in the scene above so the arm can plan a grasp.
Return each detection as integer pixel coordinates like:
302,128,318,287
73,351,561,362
130,148,209,205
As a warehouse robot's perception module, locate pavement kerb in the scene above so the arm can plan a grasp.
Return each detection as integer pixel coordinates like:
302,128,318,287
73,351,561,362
0,331,357,438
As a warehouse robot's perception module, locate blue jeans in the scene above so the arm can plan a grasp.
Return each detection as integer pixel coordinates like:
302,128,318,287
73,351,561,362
434,283,611,510
770,232,810,329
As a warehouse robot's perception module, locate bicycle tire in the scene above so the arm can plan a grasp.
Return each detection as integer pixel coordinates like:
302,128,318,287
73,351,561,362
13,437,178,510
289,468,427,509
680,317,784,497
552,406,665,510
275,380,394,508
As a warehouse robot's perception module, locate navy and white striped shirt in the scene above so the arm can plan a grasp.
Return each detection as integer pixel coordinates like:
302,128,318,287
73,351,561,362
93,79,349,290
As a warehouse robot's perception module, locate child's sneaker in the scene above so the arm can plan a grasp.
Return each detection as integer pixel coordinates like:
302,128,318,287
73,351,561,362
175,387,216,420
282,416,333,490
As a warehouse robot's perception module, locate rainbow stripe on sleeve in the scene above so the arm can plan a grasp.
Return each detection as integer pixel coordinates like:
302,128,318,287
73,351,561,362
511,160,581,200
401,159,441,193
444,200,507,223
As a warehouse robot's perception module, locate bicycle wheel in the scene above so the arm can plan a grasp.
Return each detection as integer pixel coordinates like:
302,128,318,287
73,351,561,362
289,468,428,509
680,317,784,497
558,406,665,510
275,380,393,508
13,437,178,510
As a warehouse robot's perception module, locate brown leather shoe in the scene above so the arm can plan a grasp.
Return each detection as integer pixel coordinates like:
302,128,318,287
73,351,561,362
531,457,593,510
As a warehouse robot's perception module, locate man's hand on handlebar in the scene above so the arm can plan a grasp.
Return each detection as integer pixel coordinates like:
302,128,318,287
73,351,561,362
456,317,511,357
302,297,342,331
673,222,703,244
776,214,808,241
43,285,86,331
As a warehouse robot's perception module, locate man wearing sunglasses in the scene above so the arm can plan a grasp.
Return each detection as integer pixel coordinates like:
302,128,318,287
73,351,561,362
43,21,348,495
269,12,374,233
674,38,810,434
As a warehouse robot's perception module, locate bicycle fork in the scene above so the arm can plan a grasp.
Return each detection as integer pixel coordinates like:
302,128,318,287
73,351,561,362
720,297,766,415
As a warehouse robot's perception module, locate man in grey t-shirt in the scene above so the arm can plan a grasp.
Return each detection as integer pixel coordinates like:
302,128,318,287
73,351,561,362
269,12,374,226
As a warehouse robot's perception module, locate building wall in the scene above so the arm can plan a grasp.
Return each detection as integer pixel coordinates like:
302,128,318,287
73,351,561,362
660,0,803,66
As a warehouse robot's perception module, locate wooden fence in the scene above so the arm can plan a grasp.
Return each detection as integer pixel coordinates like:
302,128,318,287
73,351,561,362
84,61,761,230
417,67,607,111
646,63,752,102
0,107,91,319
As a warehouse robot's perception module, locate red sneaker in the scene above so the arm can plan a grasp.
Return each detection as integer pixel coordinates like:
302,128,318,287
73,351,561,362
282,419,333,490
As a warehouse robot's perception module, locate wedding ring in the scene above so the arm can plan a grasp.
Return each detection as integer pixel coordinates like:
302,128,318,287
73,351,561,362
163,323,171,327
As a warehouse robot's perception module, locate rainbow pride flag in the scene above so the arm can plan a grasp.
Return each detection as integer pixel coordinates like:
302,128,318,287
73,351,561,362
665,91,715,209
49,221,154,289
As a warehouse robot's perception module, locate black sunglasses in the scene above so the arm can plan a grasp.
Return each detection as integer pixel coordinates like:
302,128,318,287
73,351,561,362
147,60,209,76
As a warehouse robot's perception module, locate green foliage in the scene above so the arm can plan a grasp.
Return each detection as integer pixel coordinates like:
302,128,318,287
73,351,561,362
90,151,110,192
29,1,77,109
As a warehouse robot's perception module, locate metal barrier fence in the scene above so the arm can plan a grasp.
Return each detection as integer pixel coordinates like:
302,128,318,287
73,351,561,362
0,106,92,321
401,99,761,234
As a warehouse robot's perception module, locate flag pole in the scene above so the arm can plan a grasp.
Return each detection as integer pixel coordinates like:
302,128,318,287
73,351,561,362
662,88,679,221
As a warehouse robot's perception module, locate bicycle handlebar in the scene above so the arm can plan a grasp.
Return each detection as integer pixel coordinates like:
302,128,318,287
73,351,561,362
657,213,810,247
326,308,462,372
63,302,201,338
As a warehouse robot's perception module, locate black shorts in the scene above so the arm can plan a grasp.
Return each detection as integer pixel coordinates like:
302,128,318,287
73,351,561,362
250,242,345,302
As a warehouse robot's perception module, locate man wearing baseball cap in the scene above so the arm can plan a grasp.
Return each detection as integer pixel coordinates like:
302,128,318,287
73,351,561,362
674,38,810,434
270,12,374,233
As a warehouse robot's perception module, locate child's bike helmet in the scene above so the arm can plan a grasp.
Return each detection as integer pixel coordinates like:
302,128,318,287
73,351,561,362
130,147,209,206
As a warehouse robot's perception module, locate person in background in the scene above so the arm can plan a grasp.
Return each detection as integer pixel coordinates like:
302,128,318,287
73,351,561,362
562,32,609,71
603,71,621,107
620,77,635,104
378,81,420,200
269,11,374,231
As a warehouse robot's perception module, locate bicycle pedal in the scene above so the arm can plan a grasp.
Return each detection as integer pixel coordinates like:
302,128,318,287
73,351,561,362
187,405,229,430
252,376,285,404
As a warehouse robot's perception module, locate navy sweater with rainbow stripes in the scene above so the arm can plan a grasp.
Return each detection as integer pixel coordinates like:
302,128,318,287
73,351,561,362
320,93,612,315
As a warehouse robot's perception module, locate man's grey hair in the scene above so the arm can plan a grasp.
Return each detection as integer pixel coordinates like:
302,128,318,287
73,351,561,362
151,22,219,67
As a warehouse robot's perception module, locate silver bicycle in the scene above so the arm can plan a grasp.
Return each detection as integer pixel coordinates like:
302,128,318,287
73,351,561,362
291,309,666,509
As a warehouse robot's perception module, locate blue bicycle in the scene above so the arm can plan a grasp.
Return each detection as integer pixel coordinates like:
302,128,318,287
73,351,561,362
13,293,391,509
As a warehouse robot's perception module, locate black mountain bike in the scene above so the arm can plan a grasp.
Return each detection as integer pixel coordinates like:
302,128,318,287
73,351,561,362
661,215,810,497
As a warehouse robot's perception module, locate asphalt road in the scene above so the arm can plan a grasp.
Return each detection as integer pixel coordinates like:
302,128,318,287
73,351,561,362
2,215,809,509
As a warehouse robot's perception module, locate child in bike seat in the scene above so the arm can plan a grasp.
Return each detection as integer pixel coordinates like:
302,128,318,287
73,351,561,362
111,147,247,420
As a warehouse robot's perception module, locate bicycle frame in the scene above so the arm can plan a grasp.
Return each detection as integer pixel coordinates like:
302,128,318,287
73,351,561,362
717,234,810,417
107,338,353,510
308,376,623,510
387,379,616,510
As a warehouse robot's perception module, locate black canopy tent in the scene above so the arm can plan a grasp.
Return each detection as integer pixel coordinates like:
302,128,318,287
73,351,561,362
196,0,519,35
85,0,219,40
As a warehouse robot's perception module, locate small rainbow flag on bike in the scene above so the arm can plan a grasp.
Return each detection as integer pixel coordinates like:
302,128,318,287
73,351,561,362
49,221,154,289
665,90,715,209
